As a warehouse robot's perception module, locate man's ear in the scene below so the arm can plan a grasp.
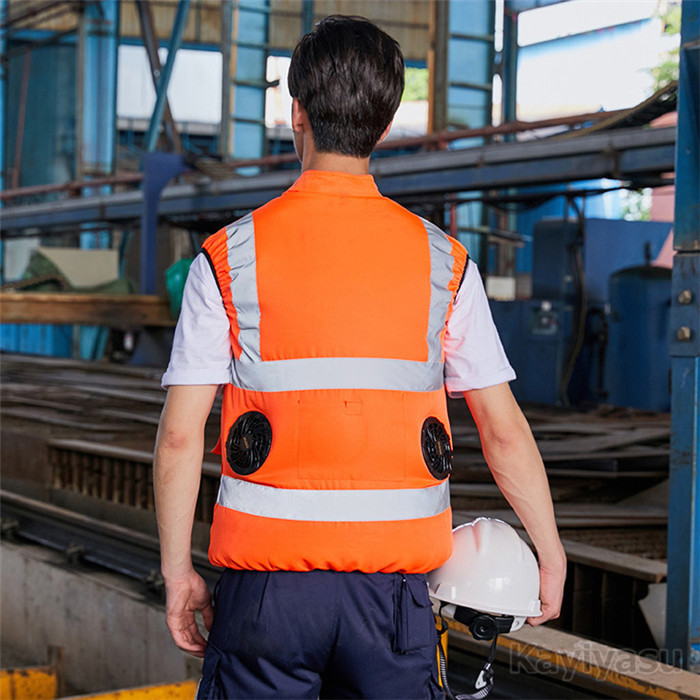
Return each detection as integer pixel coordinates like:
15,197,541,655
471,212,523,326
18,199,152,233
291,97,307,134
377,120,393,145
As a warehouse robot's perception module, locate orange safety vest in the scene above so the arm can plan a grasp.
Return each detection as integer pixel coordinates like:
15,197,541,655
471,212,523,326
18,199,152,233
202,170,468,574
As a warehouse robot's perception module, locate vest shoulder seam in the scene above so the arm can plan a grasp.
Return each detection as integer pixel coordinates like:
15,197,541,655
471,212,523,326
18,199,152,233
199,248,224,304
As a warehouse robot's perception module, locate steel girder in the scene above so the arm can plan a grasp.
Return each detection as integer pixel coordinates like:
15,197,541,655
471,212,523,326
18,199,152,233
0,125,676,236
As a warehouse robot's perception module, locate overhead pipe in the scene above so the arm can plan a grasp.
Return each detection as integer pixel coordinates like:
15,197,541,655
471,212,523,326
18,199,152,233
226,107,635,170
0,173,143,202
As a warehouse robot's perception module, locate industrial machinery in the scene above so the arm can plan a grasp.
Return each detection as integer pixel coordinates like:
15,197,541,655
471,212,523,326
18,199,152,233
491,216,673,411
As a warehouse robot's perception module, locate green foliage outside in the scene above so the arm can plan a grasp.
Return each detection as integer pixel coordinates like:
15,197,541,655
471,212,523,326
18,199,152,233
402,67,428,101
620,189,652,222
650,2,681,91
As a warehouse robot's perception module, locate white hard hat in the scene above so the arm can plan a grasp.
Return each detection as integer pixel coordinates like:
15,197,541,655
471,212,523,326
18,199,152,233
427,517,542,631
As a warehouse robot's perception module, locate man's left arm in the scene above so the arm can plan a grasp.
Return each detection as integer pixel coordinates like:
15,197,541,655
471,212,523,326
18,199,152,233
463,383,566,625
443,262,565,624
154,384,219,657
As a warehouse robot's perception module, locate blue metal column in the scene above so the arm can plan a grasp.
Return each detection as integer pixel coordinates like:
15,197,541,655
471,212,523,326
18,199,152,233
0,0,7,284
77,0,119,248
501,0,518,128
0,0,7,199
446,0,496,268
77,0,119,183
139,153,189,294
499,0,519,281
145,0,191,153
220,0,270,160
301,0,314,35
138,0,190,297
665,0,700,672
76,0,120,359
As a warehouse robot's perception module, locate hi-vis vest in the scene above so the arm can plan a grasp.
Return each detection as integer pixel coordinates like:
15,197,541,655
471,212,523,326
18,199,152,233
202,170,468,574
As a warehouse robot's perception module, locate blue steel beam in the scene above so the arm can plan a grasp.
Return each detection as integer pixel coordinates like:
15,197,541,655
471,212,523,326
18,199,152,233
666,0,700,672
0,144,675,232
0,126,676,234
145,0,191,153
378,147,676,196
135,0,182,153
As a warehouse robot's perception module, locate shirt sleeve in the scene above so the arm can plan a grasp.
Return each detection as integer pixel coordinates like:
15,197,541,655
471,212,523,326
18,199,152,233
443,261,516,397
161,253,232,388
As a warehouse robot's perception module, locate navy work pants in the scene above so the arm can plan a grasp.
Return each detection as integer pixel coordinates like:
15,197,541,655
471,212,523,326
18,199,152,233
196,569,444,699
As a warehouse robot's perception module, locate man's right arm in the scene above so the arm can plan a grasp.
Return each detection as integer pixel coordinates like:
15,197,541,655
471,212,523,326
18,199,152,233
155,384,218,656
463,382,566,625
156,252,232,656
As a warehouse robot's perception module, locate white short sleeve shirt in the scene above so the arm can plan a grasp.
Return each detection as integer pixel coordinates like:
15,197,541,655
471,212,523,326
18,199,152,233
161,253,515,394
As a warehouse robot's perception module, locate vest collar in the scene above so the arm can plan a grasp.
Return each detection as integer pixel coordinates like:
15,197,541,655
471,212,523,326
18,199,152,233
287,169,381,198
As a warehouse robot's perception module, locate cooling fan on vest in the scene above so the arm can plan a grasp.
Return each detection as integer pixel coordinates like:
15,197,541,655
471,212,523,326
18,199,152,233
226,411,272,475
421,417,453,479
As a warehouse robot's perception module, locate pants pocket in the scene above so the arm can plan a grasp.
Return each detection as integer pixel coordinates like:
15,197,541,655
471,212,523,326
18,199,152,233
394,574,436,654
196,643,222,700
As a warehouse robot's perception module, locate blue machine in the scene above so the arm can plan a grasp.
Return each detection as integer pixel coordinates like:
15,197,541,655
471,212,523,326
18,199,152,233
491,216,673,409
606,266,672,412
491,298,573,405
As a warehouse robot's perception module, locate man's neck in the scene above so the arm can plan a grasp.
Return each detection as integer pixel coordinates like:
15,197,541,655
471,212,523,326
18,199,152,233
301,149,371,176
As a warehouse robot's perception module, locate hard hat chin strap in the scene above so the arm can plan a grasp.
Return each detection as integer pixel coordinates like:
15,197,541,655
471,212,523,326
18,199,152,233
437,605,499,700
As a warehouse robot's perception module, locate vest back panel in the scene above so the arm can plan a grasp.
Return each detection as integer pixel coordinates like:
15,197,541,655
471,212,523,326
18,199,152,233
202,172,468,573
254,193,433,361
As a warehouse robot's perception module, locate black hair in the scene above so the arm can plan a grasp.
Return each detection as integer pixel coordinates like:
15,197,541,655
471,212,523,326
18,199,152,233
288,15,405,158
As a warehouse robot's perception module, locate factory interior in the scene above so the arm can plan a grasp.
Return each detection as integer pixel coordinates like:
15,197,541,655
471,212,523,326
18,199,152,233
0,0,699,698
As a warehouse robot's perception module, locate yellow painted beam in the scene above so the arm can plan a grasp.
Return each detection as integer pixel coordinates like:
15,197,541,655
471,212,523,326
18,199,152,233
0,666,58,700
63,679,198,700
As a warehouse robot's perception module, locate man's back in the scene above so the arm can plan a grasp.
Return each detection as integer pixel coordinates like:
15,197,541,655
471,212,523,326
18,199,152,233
201,168,466,574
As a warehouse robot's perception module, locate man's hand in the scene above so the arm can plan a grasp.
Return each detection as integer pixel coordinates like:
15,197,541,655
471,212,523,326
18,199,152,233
528,553,567,626
165,569,214,657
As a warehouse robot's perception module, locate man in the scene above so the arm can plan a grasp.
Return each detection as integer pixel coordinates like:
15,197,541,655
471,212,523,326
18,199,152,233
155,15,566,699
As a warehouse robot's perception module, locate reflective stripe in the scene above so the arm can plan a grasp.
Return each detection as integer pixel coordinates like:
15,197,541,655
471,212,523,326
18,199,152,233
422,217,456,364
230,356,445,392
217,475,450,522
226,213,261,362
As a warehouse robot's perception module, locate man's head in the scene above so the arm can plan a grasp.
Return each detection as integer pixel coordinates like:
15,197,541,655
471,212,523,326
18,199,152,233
288,15,404,158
